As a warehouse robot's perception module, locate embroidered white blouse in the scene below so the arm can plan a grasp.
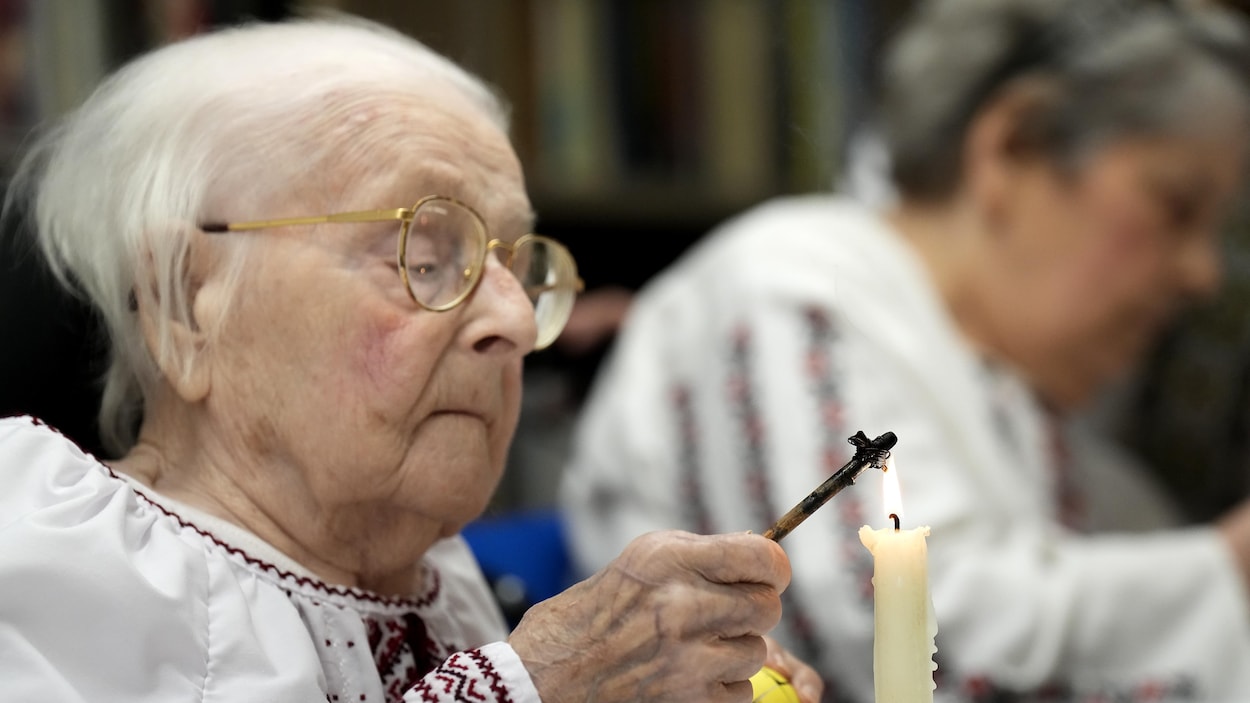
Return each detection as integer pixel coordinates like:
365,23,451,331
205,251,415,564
561,195,1250,702
0,416,541,703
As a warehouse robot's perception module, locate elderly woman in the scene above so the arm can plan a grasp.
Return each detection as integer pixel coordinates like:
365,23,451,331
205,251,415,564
0,19,822,703
563,0,1250,701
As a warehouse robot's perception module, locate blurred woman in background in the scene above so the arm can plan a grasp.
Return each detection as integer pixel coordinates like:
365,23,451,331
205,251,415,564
563,0,1250,699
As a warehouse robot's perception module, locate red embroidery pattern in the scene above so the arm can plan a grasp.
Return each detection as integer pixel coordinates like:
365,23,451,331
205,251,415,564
404,649,515,702
1045,416,1087,531
802,305,875,609
28,417,441,611
726,320,828,670
728,324,775,529
365,613,448,701
672,384,715,535
112,464,442,608
801,306,870,703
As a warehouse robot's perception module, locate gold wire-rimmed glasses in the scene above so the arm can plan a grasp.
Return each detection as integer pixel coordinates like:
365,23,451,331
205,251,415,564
201,195,584,350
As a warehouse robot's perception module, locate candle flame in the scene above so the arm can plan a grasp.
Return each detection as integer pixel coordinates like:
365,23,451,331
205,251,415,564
882,455,903,524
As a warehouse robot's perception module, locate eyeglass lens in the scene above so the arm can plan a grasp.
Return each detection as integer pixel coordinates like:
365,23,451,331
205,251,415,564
402,198,577,349
512,238,577,349
403,199,484,309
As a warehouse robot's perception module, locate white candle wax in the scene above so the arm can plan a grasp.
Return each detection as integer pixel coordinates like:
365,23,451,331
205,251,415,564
858,457,937,703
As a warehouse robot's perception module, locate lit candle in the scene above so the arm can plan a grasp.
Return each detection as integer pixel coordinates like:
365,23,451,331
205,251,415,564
858,456,938,702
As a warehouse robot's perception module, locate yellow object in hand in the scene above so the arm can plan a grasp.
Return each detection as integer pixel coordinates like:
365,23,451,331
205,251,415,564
750,666,800,703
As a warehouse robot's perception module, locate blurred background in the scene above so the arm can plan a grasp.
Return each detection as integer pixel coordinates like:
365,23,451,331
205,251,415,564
4,0,1250,548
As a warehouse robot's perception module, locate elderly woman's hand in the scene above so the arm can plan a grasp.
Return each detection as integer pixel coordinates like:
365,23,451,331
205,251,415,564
508,530,791,703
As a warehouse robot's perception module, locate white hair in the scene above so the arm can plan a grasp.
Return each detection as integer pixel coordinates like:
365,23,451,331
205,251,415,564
6,17,510,455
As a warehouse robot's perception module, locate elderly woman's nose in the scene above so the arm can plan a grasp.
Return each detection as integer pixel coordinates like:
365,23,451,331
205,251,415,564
464,255,539,354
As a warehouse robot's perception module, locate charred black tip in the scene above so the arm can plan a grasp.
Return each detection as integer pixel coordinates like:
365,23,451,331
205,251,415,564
872,431,897,451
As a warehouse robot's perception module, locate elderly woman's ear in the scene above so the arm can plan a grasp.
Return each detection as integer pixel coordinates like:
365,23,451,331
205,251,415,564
962,78,1065,222
134,229,231,404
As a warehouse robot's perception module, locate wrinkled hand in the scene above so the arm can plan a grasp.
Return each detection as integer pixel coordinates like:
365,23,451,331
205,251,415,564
762,635,824,703
509,530,789,703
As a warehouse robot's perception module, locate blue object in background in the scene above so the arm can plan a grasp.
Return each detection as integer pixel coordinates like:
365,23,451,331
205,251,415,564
461,509,575,628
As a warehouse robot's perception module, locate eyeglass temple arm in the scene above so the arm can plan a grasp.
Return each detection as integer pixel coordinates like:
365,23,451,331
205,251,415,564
200,208,413,233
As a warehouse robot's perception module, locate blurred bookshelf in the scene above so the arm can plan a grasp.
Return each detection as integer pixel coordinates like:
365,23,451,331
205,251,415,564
301,0,906,291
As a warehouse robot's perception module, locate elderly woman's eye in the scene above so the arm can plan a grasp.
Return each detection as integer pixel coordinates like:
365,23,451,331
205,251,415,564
405,235,461,304
1164,195,1200,229
1144,178,1203,230
408,261,441,278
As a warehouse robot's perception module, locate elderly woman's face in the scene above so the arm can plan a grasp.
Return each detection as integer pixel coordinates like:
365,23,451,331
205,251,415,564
200,91,537,541
985,131,1247,408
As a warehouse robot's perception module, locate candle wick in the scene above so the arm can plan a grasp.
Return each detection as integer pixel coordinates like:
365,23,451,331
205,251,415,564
889,513,900,531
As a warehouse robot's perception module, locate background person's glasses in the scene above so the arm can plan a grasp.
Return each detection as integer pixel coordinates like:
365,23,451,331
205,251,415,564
202,195,583,350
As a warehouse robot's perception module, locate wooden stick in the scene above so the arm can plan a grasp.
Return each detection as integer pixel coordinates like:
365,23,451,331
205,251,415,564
762,431,896,542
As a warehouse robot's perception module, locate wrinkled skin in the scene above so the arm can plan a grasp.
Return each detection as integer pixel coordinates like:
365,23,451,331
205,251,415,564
510,530,823,703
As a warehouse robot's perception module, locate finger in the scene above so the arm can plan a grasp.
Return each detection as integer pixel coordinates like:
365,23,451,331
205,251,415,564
763,635,788,673
716,679,755,703
762,636,824,703
659,581,782,639
585,557,783,640
666,531,791,589
789,665,825,703
705,634,769,684
614,635,764,703
762,635,805,678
